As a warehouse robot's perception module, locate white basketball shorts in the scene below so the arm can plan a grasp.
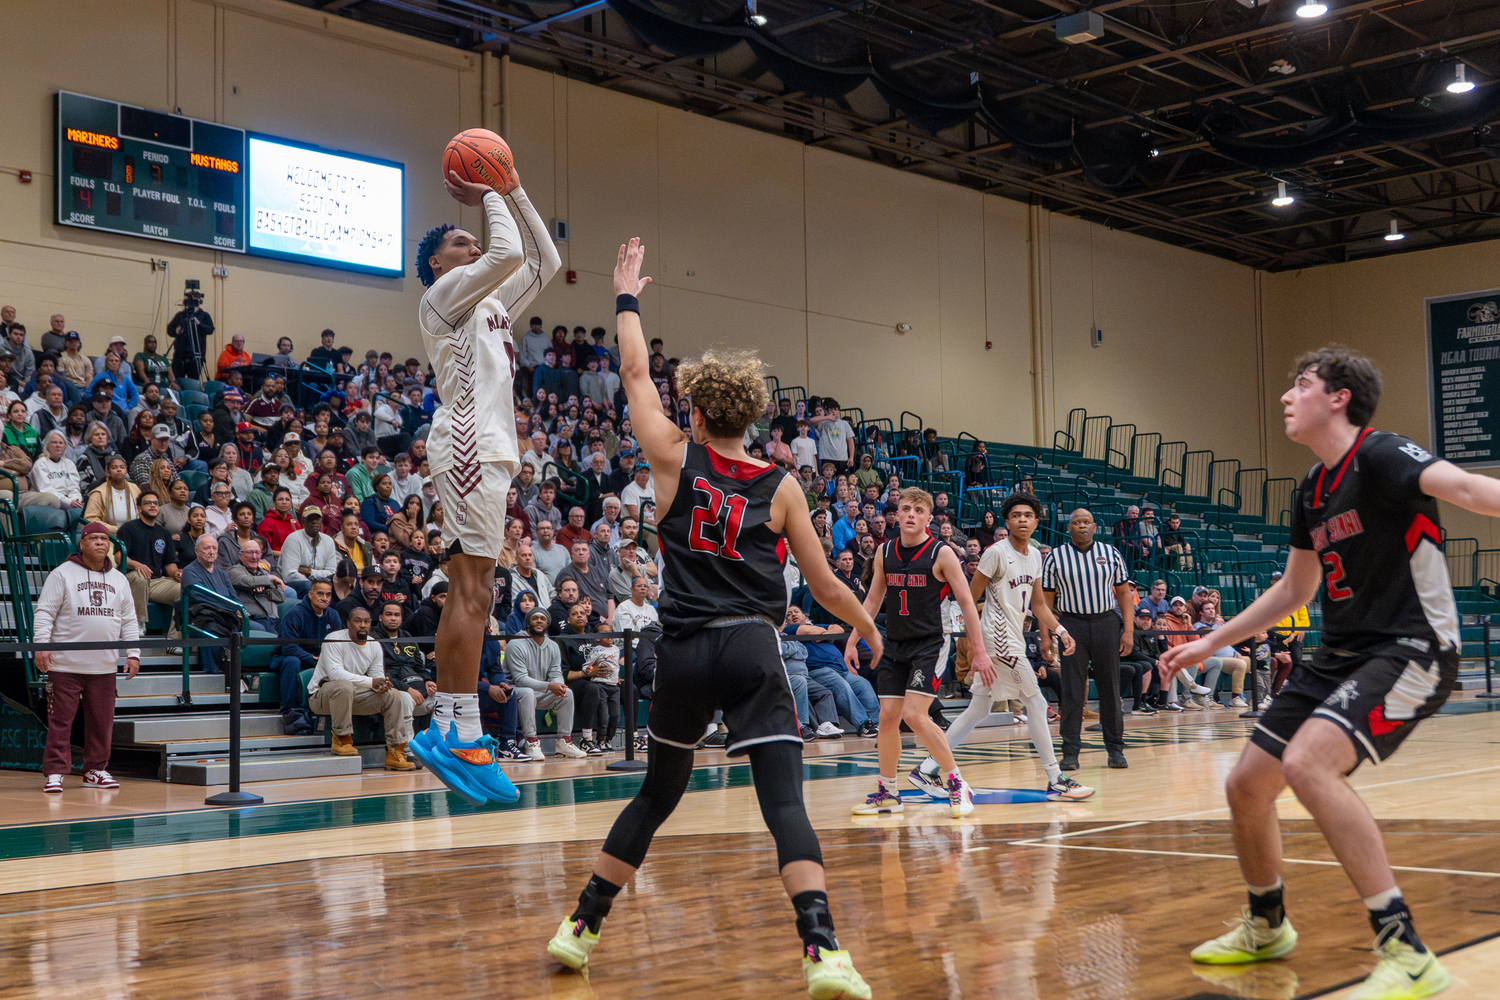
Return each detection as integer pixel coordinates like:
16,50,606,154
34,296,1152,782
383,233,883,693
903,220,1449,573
432,462,512,559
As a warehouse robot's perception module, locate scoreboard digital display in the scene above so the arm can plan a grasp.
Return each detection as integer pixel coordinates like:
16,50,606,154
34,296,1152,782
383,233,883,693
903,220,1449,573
55,91,246,252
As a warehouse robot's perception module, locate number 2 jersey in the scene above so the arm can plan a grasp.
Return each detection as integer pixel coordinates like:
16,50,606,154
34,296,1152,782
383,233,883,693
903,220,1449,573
1289,428,1459,666
418,188,559,482
657,442,790,635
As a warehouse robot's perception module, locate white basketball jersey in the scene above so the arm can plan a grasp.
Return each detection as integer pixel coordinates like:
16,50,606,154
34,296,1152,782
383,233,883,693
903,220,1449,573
977,539,1042,664
420,188,557,485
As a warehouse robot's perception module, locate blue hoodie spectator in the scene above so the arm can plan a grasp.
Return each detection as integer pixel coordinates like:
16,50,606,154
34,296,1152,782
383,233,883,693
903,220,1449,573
88,367,138,414
361,492,400,536
270,591,342,712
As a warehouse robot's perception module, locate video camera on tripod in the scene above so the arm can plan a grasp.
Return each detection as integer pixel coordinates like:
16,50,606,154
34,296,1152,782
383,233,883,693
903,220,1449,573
183,278,205,311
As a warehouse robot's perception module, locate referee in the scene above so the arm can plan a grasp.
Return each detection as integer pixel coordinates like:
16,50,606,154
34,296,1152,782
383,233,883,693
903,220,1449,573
1041,508,1132,771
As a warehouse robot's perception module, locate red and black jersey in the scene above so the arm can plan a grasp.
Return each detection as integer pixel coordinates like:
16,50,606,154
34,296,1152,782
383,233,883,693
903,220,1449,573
657,442,789,636
1289,429,1459,664
881,536,949,642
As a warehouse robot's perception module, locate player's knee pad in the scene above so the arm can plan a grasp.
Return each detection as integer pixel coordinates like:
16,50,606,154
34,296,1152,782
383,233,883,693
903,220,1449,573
747,741,823,869
601,739,694,868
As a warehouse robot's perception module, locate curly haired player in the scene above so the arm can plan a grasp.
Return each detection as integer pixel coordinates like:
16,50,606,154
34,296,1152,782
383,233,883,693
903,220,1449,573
547,239,881,1000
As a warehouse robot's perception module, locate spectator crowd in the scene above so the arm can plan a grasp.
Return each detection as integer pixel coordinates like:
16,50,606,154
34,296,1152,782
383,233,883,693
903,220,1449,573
11,301,1296,783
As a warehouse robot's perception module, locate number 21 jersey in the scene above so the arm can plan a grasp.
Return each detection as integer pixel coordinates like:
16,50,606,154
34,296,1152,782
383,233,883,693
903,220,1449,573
657,442,789,636
1289,429,1459,662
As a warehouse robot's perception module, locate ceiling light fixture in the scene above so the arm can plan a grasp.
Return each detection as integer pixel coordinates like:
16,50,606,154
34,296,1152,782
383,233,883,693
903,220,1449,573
746,0,767,26
1448,64,1476,94
1296,0,1328,18
1272,181,1294,207
1384,219,1405,242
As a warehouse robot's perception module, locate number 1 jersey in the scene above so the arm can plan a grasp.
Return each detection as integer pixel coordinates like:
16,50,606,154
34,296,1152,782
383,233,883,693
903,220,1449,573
1288,429,1459,664
657,442,790,636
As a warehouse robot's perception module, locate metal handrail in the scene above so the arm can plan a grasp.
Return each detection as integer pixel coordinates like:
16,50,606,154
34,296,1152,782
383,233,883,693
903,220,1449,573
178,583,249,705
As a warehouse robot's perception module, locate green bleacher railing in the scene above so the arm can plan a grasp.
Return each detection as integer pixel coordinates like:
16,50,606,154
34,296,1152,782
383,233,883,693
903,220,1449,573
1476,551,1500,595
1183,449,1215,500
1052,408,1086,459
1132,432,1162,480
3,530,75,701
1080,414,1111,464
540,459,591,513
1445,537,1479,590
1265,478,1297,528
1154,441,1189,503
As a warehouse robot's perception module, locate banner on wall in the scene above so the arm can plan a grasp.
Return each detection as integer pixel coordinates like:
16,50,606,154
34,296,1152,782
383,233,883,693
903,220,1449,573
1427,288,1500,469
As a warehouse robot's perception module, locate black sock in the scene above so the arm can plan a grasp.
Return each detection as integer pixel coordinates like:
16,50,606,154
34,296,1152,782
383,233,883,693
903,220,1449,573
1248,885,1285,929
569,874,622,933
792,890,839,958
1368,897,1424,951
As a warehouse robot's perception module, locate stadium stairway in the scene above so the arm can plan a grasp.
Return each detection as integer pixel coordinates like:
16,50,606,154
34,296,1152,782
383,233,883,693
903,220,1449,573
111,657,363,784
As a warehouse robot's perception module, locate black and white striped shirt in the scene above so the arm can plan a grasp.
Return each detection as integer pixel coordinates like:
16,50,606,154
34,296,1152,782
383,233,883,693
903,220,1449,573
1041,540,1128,615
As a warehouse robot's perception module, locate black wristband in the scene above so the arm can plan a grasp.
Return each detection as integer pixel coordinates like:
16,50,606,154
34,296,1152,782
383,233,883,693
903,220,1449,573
615,294,640,316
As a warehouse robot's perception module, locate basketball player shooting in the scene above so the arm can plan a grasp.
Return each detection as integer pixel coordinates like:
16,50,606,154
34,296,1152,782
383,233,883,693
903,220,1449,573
909,492,1094,803
404,160,560,804
547,239,881,1000
1160,346,1500,1000
849,488,992,819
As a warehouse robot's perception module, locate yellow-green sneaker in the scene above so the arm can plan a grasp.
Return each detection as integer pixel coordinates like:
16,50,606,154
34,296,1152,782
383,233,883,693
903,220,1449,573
1190,910,1297,964
547,916,601,970
803,947,872,1000
1348,928,1449,1000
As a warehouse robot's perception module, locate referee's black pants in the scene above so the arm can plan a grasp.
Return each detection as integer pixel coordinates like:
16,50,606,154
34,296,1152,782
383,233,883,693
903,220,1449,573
1057,611,1125,756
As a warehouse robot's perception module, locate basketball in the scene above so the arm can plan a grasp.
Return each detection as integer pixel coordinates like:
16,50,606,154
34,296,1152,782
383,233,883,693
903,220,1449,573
443,128,519,195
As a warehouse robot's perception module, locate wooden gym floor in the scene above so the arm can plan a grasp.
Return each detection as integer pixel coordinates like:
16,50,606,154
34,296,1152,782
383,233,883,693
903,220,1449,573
0,701,1497,1000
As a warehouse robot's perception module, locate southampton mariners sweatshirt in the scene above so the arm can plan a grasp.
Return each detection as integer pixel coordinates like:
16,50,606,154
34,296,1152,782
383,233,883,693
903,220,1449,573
32,554,141,674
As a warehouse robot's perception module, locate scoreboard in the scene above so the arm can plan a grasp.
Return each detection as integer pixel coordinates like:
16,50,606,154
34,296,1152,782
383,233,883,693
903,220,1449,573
55,91,246,252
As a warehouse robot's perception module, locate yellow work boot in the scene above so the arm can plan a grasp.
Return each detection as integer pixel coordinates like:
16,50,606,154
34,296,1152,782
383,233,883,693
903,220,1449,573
385,744,417,771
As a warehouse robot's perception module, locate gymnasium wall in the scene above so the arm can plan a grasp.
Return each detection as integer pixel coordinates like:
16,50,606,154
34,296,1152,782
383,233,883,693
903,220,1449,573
1261,245,1500,546
0,0,484,371
1,0,1261,459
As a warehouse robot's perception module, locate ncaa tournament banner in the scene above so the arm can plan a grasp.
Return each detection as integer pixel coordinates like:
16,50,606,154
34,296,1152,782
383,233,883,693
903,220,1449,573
1427,288,1500,469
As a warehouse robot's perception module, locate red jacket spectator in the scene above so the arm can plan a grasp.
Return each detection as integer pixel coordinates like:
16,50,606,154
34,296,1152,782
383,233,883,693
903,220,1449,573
258,508,299,555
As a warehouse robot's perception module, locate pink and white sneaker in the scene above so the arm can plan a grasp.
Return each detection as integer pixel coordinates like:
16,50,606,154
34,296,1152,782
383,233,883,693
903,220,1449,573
82,769,120,789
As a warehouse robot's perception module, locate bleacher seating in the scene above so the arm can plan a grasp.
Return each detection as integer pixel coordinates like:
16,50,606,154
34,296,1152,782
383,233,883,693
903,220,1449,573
6,374,1498,786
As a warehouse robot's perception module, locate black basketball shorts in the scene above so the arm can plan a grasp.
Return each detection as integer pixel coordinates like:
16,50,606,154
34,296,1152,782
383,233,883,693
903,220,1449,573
646,617,802,757
876,634,951,699
1250,644,1458,767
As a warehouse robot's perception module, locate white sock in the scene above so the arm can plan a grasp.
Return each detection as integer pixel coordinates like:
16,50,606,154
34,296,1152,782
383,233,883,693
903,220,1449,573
431,693,454,736
878,775,897,793
1248,879,1283,896
947,767,962,782
1363,886,1402,910
919,755,939,777
451,693,482,743
582,729,594,742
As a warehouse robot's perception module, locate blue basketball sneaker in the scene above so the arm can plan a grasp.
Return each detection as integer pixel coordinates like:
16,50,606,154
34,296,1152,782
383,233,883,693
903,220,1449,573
419,725,520,805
